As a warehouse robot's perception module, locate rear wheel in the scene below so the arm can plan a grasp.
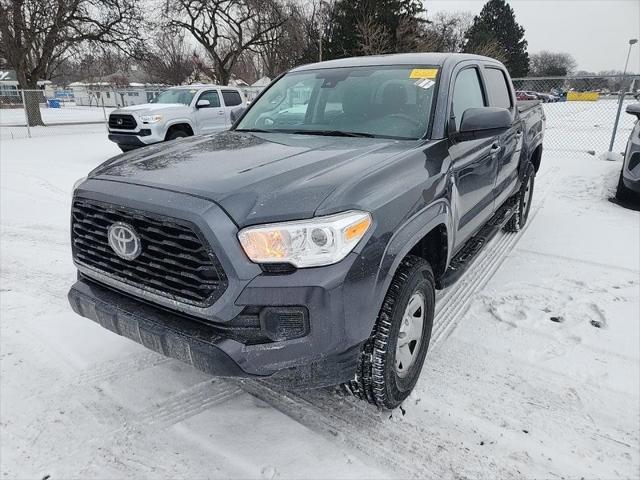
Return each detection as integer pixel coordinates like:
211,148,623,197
346,255,434,409
504,161,535,232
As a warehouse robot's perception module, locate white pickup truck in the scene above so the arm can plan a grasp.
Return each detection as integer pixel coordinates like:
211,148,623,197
107,85,247,151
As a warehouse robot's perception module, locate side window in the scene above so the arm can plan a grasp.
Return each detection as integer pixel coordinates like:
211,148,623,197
221,90,242,106
451,68,485,130
198,90,220,108
484,68,513,109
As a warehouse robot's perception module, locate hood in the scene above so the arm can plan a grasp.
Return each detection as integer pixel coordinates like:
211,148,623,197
90,131,415,226
115,103,190,115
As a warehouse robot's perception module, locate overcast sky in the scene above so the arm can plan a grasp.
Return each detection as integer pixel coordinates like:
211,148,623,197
427,0,640,73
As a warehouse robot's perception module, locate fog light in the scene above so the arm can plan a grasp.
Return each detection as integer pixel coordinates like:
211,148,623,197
259,307,309,341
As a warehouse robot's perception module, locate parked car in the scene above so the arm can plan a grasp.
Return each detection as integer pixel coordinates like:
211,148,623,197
69,53,545,409
616,103,640,203
516,90,538,101
107,85,247,152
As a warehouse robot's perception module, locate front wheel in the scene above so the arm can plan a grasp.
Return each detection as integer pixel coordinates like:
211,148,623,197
346,255,435,409
165,129,190,141
615,168,637,203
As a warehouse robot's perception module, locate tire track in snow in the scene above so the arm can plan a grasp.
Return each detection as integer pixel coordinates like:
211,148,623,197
136,379,243,429
231,379,437,479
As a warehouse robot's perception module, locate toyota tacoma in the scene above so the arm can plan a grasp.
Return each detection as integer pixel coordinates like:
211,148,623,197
69,53,545,408
107,85,246,152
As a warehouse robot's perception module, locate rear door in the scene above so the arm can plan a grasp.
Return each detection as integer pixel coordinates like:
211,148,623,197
220,89,244,123
194,89,227,134
448,65,500,247
481,65,522,207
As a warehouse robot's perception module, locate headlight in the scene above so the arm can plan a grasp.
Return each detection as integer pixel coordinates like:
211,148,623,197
139,114,163,123
238,211,372,268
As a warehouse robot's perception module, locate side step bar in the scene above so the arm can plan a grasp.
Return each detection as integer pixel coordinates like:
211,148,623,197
436,199,517,289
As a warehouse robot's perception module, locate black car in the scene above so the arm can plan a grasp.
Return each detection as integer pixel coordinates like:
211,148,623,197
616,103,640,204
69,53,545,408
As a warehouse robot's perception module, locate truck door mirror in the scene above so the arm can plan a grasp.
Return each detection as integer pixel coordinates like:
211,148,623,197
458,107,512,138
196,99,211,108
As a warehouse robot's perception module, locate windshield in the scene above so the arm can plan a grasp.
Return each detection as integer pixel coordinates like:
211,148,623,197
235,65,438,140
152,88,198,105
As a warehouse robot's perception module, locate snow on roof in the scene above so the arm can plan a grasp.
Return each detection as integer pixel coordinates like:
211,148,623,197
252,76,271,87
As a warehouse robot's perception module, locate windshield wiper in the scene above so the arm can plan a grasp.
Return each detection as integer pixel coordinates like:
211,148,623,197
289,130,377,138
234,128,272,133
235,128,379,138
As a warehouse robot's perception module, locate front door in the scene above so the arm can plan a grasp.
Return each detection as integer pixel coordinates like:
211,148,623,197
194,90,227,134
448,66,500,249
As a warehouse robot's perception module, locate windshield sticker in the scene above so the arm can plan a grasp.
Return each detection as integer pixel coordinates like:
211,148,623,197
415,78,435,89
409,68,438,79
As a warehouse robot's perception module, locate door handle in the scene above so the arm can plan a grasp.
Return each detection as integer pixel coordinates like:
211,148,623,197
490,143,502,155
217,111,224,115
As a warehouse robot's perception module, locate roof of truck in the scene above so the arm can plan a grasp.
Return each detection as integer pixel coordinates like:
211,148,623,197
169,84,241,90
292,52,501,72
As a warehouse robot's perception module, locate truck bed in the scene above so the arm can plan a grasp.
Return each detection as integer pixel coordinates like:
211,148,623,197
517,100,542,113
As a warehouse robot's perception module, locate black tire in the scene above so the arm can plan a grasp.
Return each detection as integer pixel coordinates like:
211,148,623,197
346,255,435,409
615,168,637,204
504,161,535,232
166,129,190,141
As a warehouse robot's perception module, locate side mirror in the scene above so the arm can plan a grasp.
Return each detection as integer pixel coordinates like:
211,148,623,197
459,107,512,137
626,103,640,119
196,99,211,108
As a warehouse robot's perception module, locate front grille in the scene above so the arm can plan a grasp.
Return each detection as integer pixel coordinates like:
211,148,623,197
72,198,227,306
108,114,137,130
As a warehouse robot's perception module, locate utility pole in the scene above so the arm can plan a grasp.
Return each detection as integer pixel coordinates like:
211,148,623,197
607,38,638,159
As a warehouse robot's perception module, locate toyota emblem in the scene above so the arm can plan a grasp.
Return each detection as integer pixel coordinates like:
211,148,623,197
107,222,142,260
117,118,123,125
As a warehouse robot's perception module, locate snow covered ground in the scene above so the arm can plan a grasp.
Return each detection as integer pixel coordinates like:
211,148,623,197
0,107,113,141
0,106,112,126
1,120,639,478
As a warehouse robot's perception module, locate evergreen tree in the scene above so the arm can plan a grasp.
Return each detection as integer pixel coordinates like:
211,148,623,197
463,0,529,76
324,0,426,60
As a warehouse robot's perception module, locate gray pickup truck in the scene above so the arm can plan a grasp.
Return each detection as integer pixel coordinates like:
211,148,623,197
69,53,545,409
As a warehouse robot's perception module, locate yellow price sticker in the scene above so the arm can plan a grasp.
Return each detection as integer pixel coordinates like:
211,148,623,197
409,68,438,79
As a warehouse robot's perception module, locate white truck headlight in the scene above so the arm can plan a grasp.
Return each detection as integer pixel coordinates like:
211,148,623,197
139,114,163,123
238,211,372,268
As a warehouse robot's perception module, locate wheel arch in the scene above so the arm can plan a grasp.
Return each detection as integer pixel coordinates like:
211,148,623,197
164,122,194,139
374,199,453,310
530,143,543,173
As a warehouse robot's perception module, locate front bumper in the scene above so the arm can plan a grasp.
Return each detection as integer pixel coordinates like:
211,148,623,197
68,180,379,387
108,133,150,147
69,277,360,387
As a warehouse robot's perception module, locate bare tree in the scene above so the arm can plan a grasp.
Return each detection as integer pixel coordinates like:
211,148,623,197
464,38,507,64
141,29,194,85
356,12,392,56
422,11,472,52
529,51,577,77
256,2,308,78
167,0,286,85
0,0,142,126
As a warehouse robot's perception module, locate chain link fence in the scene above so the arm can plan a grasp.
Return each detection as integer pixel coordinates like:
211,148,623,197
1,89,112,140
512,74,640,158
2,76,639,157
